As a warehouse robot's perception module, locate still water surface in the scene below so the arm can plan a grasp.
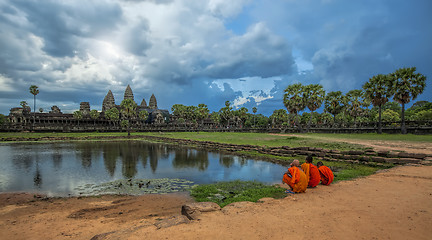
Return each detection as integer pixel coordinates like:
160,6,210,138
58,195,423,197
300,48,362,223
0,141,288,196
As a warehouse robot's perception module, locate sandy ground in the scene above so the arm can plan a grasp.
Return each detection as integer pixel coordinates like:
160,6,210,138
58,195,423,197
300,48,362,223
1,139,431,240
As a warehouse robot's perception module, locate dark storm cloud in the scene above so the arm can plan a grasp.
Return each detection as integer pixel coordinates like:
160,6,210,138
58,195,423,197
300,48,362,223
204,23,296,79
253,0,432,95
123,19,152,56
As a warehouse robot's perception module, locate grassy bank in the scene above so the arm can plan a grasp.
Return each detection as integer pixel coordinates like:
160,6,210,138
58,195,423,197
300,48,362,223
190,180,287,207
1,131,430,143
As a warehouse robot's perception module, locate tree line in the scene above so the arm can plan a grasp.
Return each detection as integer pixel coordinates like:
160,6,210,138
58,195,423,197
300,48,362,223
170,67,428,134
1,67,428,134
282,67,427,134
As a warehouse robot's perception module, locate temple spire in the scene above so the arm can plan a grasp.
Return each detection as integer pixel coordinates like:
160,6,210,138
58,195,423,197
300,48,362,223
149,94,157,109
102,90,116,112
141,98,147,107
124,85,134,102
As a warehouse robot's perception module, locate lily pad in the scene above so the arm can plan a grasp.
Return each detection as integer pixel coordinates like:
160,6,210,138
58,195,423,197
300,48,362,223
74,178,195,196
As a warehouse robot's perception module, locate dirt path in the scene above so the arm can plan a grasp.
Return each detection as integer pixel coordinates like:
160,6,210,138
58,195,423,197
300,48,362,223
1,165,431,240
273,134,432,155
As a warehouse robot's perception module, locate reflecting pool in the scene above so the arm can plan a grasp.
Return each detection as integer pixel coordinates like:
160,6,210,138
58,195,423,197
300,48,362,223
0,141,288,196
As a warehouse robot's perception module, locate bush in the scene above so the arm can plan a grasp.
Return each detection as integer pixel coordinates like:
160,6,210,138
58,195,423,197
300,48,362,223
381,109,400,122
411,110,432,121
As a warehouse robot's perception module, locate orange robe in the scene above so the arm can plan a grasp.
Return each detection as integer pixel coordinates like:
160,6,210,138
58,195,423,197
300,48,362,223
301,163,321,188
282,166,307,193
318,165,334,185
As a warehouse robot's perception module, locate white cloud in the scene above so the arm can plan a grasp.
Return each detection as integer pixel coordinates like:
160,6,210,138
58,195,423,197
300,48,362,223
0,74,15,92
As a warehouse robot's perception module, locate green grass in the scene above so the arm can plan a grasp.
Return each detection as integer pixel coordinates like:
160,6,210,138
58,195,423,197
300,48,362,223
190,180,286,207
138,132,368,151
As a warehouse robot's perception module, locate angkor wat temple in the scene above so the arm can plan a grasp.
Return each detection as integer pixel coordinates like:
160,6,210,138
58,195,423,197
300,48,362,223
7,85,170,132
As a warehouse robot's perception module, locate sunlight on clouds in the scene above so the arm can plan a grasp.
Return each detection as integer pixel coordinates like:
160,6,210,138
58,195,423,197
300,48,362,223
0,74,15,92
213,76,279,108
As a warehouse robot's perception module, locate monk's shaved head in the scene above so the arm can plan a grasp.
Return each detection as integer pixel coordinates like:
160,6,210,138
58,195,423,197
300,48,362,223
291,159,300,167
317,161,323,167
306,155,313,163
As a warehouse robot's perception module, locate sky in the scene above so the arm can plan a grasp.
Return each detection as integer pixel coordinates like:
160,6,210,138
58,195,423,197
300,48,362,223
0,0,431,116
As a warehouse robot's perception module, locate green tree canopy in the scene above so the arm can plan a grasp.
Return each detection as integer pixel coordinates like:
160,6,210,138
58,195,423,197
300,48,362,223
138,110,149,122
196,104,210,125
390,67,427,134
345,89,369,124
120,99,137,136
324,91,345,123
362,74,394,134
283,83,305,115
219,101,233,126
303,84,325,131
270,109,288,126
105,107,120,125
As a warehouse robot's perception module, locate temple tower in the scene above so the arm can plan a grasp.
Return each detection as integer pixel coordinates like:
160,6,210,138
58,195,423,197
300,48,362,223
149,94,157,109
140,99,148,108
102,90,116,112
124,85,134,102
80,102,90,116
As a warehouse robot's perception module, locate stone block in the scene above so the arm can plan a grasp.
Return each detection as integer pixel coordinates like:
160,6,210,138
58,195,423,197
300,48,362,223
371,156,387,163
377,151,389,157
387,152,400,158
386,158,421,164
348,150,364,155
398,152,427,159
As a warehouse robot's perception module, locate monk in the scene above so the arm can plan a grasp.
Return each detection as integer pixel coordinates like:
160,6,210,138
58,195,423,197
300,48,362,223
282,160,308,193
317,161,334,185
301,156,321,188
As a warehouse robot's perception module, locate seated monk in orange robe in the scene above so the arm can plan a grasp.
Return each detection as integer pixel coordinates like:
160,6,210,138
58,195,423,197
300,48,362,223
301,156,321,188
317,161,334,185
282,160,308,193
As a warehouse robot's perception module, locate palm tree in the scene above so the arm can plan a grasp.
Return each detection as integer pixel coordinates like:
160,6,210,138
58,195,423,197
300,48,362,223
362,74,394,134
138,110,149,127
346,89,369,126
73,110,83,127
252,107,257,127
303,84,325,132
270,109,289,127
29,85,39,129
210,112,220,128
234,107,248,127
20,101,29,110
196,104,210,127
324,91,345,125
105,107,120,127
120,99,137,136
90,110,100,126
219,101,233,127
390,67,427,134
283,83,306,130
